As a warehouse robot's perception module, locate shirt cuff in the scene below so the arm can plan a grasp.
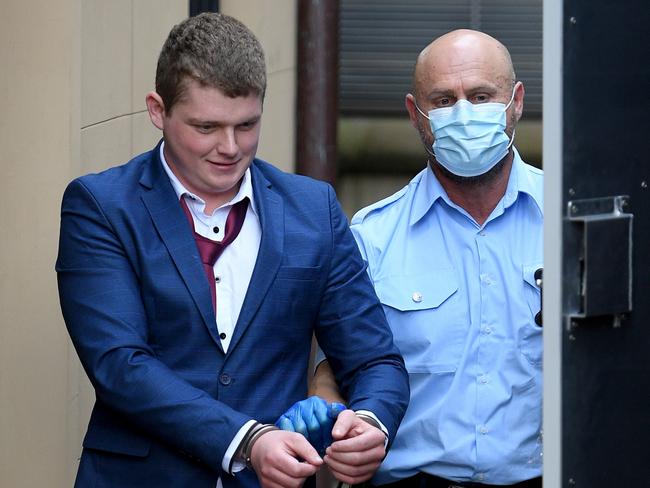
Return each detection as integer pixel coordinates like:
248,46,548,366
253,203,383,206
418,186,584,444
222,419,257,474
313,346,327,373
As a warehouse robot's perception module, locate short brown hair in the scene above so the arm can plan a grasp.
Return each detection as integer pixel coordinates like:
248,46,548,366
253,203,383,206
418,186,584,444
155,12,266,112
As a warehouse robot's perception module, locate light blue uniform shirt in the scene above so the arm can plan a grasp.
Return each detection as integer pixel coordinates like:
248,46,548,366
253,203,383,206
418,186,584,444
351,149,543,485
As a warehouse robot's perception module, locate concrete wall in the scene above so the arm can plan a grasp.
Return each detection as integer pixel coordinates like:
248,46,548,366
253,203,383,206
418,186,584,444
0,1,296,486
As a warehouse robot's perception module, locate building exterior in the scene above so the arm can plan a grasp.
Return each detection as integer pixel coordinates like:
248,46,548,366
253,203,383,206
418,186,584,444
0,1,543,486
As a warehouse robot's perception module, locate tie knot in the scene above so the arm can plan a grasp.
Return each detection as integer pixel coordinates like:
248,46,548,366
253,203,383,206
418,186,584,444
178,195,249,315
179,196,250,267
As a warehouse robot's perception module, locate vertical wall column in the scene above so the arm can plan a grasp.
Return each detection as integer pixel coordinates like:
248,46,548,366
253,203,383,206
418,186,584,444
296,0,339,185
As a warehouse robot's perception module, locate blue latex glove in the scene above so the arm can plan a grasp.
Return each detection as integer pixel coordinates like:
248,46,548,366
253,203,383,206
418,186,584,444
276,396,346,454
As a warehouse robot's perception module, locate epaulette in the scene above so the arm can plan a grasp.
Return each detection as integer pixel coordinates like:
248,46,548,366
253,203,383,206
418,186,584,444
351,183,412,225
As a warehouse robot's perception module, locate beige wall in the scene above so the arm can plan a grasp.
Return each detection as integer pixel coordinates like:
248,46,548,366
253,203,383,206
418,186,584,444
0,1,296,486
0,2,77,486
80,0,188,175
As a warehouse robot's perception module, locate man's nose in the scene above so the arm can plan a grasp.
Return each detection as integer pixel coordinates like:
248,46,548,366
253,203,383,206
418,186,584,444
217,128,238,156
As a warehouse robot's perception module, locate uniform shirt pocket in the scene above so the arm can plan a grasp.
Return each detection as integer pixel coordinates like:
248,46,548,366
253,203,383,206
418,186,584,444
520,263,543,366
374,270,463,374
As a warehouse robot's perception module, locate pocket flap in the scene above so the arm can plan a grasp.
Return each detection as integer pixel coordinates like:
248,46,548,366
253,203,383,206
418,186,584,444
83,405,151,457
522,263,543,289
374,270,458,311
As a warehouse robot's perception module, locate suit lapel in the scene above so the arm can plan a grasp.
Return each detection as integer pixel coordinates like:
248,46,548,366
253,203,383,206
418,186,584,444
139,147,224,352
227,163,284,353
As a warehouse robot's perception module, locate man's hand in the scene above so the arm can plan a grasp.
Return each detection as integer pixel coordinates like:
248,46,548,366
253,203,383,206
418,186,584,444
323,410,386,485
249,429,323,488
276,396,346,454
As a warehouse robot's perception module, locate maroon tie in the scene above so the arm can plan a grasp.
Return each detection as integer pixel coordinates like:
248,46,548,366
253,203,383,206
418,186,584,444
179,196,249,313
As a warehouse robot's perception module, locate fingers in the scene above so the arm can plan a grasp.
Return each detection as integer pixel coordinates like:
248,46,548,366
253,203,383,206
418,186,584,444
255,466,314,488
331,409,364,441
285,430,323,466
324,437,384,486
276,396,341,453
305,399,328,450
276,401,310,437
255,462,318,488
276,414,300,434
250,430,323,488
325,414,387,485
329,424,385,453
324,451,382,485
274,409,387,485
311,397,331,425
328,402,346,419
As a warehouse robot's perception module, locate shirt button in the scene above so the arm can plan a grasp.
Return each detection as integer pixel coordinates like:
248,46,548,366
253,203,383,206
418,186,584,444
412,292,423,303
484,327,492,334
215,276,221,283
480,375,488,384
477,473,486,481
219,373,232,386
213,226,220,233
479,426,489,434
219,332,227,340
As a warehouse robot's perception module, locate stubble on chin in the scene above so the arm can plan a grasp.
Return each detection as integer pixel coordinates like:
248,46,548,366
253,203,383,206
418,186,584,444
435,157,508,187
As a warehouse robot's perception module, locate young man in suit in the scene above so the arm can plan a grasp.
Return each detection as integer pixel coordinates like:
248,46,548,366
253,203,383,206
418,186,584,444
56,13,409,488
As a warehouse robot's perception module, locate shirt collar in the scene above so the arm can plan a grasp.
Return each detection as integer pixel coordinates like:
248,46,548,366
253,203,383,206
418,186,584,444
409,162,446,226
507,147,543,215
159,141,257,216
409,147,542,226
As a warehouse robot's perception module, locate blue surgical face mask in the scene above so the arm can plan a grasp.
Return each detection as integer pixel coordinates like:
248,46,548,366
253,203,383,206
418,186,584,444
416,87,516,177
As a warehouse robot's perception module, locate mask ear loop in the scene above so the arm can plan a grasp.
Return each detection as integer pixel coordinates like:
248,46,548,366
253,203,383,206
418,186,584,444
413,99,432,120
506,129,517,150
505,82,518,111
504,82,519,149
410,99,438,161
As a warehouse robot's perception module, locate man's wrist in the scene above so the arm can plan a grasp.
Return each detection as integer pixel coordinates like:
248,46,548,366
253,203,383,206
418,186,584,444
355,411,389,450
233,422,279,470
355,412,381,430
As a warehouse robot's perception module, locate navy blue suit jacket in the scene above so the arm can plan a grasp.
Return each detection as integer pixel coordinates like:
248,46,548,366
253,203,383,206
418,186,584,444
56,144,409,488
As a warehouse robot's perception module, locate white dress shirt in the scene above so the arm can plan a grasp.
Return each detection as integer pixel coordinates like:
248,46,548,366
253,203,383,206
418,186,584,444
160,143,259,481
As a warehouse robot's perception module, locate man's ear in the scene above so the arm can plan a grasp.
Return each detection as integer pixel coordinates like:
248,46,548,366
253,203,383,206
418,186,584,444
405,93,420,130
513,81,525,123
145,91,166,130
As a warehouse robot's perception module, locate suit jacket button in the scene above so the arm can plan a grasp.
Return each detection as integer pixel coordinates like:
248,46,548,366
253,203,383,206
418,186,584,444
219,373,232,385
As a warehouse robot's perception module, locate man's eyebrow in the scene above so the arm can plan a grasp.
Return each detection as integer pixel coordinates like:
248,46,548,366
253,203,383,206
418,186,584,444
465,84,499,93
187,115,262,125
424,84,500,99
424,87,456,98
187,118,220,125
420,89,454,103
